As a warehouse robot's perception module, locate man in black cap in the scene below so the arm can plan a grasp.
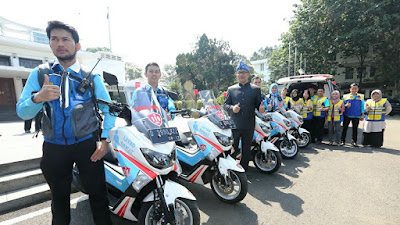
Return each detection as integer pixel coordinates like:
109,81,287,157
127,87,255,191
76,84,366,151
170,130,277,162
224,62,265,171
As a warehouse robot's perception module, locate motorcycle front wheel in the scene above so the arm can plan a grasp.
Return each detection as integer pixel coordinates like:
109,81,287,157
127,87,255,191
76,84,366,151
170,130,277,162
211,170,248,204
138,198,200,225
278,139,298,159
297,132,311,148
253,149,282,174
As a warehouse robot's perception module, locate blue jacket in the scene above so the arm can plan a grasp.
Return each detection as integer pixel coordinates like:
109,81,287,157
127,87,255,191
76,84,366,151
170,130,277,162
16,61,116,145
342,93,365,118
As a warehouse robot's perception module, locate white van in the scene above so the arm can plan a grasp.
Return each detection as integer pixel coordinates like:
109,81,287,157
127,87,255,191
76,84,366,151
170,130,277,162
277,74,340,99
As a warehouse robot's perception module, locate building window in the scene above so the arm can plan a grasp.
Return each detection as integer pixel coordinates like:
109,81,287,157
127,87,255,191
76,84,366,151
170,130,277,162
345,67,353,80
357,67,366,79
31,31,49,44
0,55,10,66
370,67,376,77
19,58,42,69
260,63,264,71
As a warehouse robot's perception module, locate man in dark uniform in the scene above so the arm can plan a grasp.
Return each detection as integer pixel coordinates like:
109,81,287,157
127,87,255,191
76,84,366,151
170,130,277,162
224,62,265,171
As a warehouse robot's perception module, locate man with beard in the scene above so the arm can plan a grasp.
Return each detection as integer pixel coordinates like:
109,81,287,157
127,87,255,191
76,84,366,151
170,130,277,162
16,21,115,225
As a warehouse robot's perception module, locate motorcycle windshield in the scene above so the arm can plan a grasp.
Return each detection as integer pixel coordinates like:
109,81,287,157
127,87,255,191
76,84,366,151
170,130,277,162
270,111,290,130
124,81,180,143
199,90,235,129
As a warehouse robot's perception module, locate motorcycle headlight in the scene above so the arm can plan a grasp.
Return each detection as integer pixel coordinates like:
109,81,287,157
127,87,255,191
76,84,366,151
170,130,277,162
285,112,292,118
206,147,221,161
214,132,233,147
260,123,271,135
140,147,176,170
132,171,152,192
284,119,291,127
298,116,304,124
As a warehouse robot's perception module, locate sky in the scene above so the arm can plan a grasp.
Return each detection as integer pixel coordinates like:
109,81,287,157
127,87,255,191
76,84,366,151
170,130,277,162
1,0,299,70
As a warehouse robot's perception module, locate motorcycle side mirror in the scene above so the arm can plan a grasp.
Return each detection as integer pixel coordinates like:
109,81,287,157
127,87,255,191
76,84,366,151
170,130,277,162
167,91,179,101
103,72,119,86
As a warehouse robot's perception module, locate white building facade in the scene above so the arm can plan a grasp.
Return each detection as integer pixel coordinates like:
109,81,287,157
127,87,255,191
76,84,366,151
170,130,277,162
250,58,271,82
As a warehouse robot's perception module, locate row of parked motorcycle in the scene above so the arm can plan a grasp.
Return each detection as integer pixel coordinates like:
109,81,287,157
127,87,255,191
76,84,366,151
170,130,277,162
72,74,311,225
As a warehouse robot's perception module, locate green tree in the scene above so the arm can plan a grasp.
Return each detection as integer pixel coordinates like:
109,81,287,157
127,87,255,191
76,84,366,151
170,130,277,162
125,62,142,81
250,46,277,61
175,34,236,95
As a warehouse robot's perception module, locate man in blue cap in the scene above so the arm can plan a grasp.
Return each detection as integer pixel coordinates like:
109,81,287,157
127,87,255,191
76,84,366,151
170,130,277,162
224,61,265,171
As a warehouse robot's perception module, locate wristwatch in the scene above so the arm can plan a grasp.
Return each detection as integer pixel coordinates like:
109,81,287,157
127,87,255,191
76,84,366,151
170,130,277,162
100,137,111,143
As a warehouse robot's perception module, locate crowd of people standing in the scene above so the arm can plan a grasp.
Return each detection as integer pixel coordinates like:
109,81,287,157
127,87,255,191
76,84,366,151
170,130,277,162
248,78,393,148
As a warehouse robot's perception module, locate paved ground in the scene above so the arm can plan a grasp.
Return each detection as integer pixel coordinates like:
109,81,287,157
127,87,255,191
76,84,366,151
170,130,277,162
1,116,400,225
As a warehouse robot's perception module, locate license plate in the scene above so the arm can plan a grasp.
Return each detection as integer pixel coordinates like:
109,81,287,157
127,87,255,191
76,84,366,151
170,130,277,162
219,120,236,129
148,127,181,144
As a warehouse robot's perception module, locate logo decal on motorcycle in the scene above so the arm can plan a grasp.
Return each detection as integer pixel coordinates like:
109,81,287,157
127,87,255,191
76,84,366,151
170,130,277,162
216,111,225,120
200,144,207,151
122,166,130,177
275,126,279,130
148,113,162,126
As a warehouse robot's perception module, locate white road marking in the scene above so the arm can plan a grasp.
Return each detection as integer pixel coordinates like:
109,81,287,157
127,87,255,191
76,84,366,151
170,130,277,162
0,195,89,225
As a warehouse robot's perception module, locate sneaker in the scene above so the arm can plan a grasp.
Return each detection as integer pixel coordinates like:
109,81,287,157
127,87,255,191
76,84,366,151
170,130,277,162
328,142,333,146
340,141,345,146
333,142,338,146
351,141,359,147
25,130,31,133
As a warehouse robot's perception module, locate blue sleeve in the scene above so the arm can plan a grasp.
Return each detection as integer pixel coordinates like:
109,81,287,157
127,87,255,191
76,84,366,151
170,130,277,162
361,99,365,113
168,97,176,120
93,75,116,139
16,68,45,120
324,99,330,107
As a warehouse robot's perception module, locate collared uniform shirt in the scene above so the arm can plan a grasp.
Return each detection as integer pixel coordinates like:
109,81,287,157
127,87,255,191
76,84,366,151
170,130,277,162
224,82,262,129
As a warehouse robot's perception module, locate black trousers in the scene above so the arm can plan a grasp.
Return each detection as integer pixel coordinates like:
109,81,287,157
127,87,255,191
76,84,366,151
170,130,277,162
232,129,254,171
314,117,326,142
40,137,112,225
310,117,317,142
24,111,43,132
302,119,312,134
341,116,360,143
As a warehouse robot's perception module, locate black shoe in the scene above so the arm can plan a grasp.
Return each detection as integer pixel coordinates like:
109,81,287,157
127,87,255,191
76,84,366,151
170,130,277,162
25,130,31,133
340,141,345,146
351,141,358,147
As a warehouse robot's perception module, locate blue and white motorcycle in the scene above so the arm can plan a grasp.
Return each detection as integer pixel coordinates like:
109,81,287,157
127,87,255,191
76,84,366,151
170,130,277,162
73,79,200,225
171,90,248,204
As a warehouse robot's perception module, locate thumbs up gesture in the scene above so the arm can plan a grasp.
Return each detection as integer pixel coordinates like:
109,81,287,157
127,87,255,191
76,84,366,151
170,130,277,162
259,101,266,113
233,102,241,113
33,74,61,103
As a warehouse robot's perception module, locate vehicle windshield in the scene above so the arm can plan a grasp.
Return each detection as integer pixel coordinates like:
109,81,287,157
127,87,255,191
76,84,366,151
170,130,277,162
270,111,290,130
199,90,235,129
124,81,169,134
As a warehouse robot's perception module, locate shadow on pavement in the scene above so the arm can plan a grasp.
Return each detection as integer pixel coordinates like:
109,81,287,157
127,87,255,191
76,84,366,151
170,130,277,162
246,168,304,217
182,181,259,225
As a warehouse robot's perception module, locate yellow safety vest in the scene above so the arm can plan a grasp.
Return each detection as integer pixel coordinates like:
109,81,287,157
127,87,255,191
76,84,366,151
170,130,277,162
291,98,304,110
313,97,328,117
302,99,313,119
365,98,387,121
327,100,344,122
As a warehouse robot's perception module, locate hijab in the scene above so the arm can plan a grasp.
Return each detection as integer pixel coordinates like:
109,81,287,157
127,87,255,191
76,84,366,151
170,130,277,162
269,83,279,96
330,90,341,105
370,89,382,102
291,89,300,101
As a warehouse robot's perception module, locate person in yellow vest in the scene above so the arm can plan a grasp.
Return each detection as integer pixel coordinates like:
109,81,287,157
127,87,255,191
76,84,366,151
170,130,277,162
362,90,392,148
341,83,365,147
281,87,291,109
312,87,330,144
301,89,313,133
290,89,304,113
327,90,345,146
